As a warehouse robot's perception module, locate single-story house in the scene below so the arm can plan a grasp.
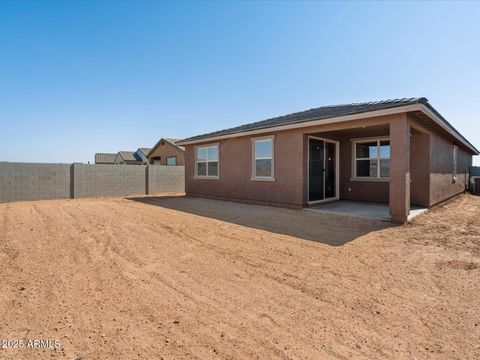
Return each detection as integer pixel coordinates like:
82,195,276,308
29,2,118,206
95,153,116,164
147,138,185,166
177,98,479,223
114,151,144,165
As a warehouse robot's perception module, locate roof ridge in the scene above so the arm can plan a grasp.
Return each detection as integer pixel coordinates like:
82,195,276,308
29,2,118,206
319,97,426,109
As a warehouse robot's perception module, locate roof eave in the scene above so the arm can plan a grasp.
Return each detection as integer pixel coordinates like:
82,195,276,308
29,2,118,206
177,103,479,155
177,104,421,145
419,104,479,155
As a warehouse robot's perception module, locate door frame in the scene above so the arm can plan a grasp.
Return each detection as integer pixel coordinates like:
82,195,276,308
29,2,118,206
307,136,340,205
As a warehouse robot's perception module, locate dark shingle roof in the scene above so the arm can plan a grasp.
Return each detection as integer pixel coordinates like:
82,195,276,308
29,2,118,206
95,153,116,164
179,98,426,143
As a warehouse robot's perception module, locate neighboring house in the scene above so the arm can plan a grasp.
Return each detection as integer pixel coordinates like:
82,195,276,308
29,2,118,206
147,138,185,166
135,148,152,165
114,151,144,165
177,98,479,223
95,153,116,164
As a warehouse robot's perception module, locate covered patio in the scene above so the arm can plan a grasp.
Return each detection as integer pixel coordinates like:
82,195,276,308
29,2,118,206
303,111,430,223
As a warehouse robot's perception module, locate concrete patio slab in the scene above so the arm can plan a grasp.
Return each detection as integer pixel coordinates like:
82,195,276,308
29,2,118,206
305,200,427,222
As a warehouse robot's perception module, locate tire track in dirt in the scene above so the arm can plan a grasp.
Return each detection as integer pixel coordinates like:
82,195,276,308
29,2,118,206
0,195,479,359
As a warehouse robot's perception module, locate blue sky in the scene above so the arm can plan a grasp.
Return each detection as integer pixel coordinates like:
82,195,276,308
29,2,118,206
0,1,479,165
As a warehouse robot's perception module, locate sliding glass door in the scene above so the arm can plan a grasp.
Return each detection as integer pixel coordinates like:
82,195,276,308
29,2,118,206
308,137,338,203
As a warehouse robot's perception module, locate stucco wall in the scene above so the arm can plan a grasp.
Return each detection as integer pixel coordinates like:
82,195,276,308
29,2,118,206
185,131,305,208
184,112,474,209
185,115,399,207
410,131,430,207
429,129,471,206
337,130,390,203
148,141,185,166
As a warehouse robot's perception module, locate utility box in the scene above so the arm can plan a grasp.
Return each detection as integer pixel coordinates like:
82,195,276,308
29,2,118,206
474,177,480,196
469,166,480,195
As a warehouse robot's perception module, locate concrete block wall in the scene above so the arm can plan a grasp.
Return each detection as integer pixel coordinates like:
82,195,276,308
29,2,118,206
0,162,185,203
148,165,185,194
0,162,71,203
76,164,148,198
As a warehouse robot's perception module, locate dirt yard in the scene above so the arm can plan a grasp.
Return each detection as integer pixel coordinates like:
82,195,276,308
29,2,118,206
0,194,479,359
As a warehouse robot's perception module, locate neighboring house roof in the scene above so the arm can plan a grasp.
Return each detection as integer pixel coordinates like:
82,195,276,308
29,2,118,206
177,98,478,154
95,153,116,164
117,151,143,163
164,138,185,151
146,138,185,158
138,148,152,157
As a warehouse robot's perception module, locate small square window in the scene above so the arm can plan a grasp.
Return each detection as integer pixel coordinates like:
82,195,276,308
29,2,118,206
354,139,390,179
166,156,177,166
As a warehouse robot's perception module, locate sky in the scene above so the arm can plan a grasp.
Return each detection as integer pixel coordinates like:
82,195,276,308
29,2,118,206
0,1,479,165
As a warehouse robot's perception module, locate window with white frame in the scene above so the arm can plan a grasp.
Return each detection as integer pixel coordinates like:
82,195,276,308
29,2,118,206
354,139,390,179
196,144,219,178
252,137,274,180
166,156,177,166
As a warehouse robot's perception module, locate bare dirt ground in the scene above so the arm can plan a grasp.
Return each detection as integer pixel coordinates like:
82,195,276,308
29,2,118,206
0,194,479,359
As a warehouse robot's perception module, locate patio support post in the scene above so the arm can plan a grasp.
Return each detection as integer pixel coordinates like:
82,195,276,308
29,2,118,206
389,115,411,223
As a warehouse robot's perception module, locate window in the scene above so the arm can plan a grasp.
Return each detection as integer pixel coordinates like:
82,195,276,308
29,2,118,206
166,156,177,166
354,138,390,179
195,144,219,178
252,136,274,180
453,144,458,181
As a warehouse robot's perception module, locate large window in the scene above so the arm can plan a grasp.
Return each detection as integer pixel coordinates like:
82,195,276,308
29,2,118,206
166,156,177,166
196,144,219,178
354,138,390,179
252,136,274,180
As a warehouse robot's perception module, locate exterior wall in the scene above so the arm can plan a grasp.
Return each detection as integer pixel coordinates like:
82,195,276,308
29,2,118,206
388,115,411,223
184,112,475,210
429,128,471,206
0,163,185,203
0,162,71,203
337,130,390,203
75,164,147,198
185,131,304,208
148,142,185,166
410,131,430,207
147,165,185,194
185,115,398,208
